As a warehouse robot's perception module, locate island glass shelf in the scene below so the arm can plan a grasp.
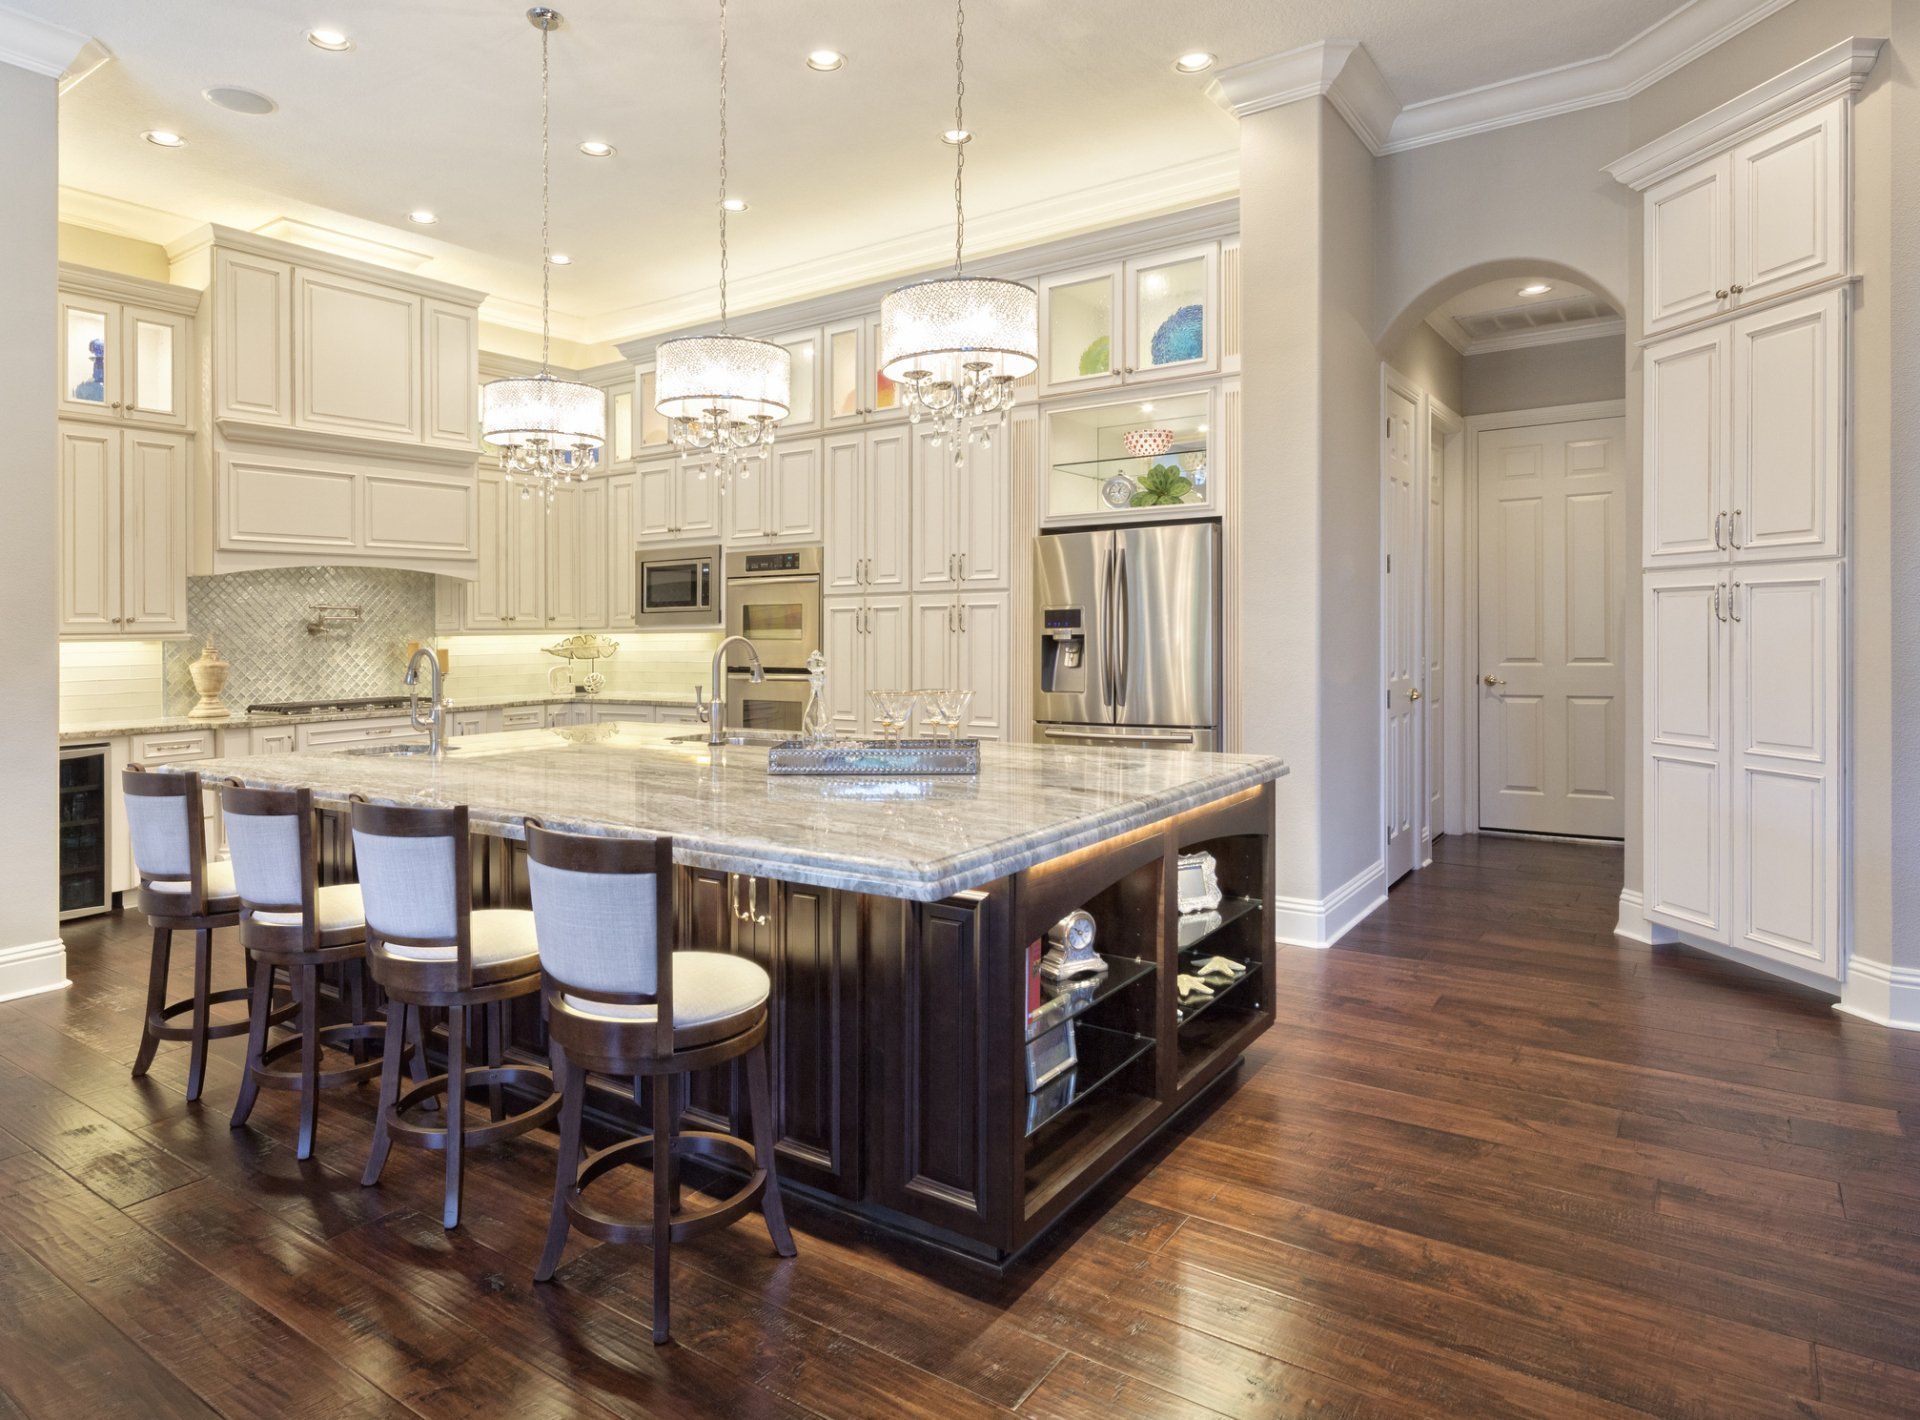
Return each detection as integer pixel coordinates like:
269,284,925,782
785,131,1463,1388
1026,953,1157,1042
1176,896,1261,953
1025,1024,1156,1138
1176,960,1263,1028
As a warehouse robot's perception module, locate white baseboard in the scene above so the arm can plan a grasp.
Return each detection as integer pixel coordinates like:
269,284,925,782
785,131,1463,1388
1836,956,1920,1032
1273,859,1387,949
1613,889,1677,945
0,938,69,1004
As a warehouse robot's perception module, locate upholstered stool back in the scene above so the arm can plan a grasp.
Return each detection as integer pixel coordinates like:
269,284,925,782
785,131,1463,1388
350,800,471,979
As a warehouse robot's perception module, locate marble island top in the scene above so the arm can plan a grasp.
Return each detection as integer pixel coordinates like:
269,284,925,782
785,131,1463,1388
193,722,1287,902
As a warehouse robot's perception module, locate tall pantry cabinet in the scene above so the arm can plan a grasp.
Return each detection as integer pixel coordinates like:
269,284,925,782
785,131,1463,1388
1612,42,1879,985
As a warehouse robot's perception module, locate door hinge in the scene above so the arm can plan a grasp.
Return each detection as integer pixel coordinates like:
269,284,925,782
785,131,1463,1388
1386,553,1392,574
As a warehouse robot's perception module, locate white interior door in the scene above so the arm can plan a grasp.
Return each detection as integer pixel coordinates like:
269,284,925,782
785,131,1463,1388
1383,385,1419,883
1476,416,1627,837
1425,423,1448,853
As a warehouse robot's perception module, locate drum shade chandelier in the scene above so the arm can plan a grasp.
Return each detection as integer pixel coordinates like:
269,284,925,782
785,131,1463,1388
654,0,791,490
481,8,605,503
879,0,1037,467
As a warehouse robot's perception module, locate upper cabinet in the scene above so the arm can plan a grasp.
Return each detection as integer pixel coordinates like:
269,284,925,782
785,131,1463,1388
823,315,903,426
773,327,821,431
727,437,823,546
1040,385,1217,527
58,421,189,638
211,248,294,425
1038,240,1220,397
1641,96,1850,336
296,267,422,441
910,425,1010,592
422,299,479,450
57,269,197,429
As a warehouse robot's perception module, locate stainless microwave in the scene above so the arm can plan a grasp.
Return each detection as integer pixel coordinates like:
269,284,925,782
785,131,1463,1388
635,544,722,629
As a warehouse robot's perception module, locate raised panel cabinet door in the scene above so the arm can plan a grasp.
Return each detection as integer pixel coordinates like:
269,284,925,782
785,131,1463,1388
57,292,121,418
544,488,581,628
674,460,720,539
421,299,478,448
1644,155,1732,334
956,595,1009,740
769,438,823,541
120,430,190,635
1037,264,1122,397
821,598,868,735
58,423,121,634
1728,560,1841,977
434,574,464,634
466,471,511,629
1730,96,1848,307
910,597,956,691
294,267,422,440
767,884,861,1196
865,597,914,723
910,426,958,592
608,471,638,628
1642,568,1729,943
865,425,914,592
1729,289,1843,562
1644,325,1731,566
634,459,676,540
123,306,190,427
213,250,293,425
821,431,866,592
573,477,611,629
954,426,1011,589
723,453,771,543
507,485,546,626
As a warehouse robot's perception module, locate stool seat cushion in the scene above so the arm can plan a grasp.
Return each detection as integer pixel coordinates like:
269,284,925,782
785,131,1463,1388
147,857,238,906
563,952,769,1044
381,907,541,981
251,882,367,933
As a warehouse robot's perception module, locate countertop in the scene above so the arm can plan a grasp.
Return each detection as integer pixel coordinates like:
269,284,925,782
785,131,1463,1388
192,721,1287,902
56,692,701,745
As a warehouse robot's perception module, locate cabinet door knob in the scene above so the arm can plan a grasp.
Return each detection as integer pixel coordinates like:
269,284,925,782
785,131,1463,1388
1729,283,1744,295
1715,289,1730,300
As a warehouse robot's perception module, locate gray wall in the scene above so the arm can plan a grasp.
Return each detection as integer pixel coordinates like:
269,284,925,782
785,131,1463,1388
1462,334,1626,416
1385,321,1465,414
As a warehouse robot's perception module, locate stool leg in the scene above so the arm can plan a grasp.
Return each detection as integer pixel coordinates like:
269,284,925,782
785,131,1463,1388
486,1002,506,1123
185,928,214,1103
362,996,406,1187
407,1004,433,1105
295,963,321,1161
534,1046,582,1283
668,1074,687,1214
346,958,369,1066
651,1067,673,1345
132,925,172,1079
230,957,274,1129
443,1003,467,1230
745,1040,796,1258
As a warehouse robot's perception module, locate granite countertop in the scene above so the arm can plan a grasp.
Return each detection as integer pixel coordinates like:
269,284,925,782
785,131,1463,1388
57,692,701,744
192,721,1287,902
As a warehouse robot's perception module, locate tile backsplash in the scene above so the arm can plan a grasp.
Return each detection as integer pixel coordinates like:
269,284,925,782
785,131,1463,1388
439,632,722,702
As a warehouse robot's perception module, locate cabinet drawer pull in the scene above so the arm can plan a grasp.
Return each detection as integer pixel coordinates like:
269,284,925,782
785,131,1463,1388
1713,511,1725,550
144,738,202,754
1730,508,1742,548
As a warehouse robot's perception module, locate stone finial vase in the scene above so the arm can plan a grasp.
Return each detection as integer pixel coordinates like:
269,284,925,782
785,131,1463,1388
187,642,233,720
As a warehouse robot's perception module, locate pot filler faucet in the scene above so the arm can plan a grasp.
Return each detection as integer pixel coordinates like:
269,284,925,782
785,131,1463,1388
405,647,446,756
700,635,763,745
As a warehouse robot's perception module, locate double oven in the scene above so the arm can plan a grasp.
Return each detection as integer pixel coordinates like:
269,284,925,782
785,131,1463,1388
720,547,822,732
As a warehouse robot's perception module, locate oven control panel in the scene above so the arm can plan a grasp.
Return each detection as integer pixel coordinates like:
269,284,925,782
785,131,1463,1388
743,551,805,573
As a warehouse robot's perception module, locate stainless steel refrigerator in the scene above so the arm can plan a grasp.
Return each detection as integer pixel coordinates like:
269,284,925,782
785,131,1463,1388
1033,520,1221,750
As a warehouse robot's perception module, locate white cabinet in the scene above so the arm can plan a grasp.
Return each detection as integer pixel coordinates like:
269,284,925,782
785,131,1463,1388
58,288,191,428
635,456,720,543
909,592,1009,740
460,474,621,631
500,706,546,732
608,470,639,628
298,717,427,750
546,701,593,727
1644,289,1843,568
1039,385,1216,526
1642,97,1849,335
632,363,673,454
823,426,912,595
1643,568,1728,942
294,266,422,442
546,478,611,629
249,726,298,755
212,248,294,426
822,315,902,426
1038,242,1219,396
727,437,822,545
507,485,548,626
774,328,821,431
422,299,479,449
911,425,1011,592
591,702,657,724
58,422,189,638
448,709,489,738
823,595,911,735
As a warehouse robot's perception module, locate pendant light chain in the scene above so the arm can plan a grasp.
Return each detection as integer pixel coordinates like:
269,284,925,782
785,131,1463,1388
953,0,965,275
539,16,553,375
717,0,730,330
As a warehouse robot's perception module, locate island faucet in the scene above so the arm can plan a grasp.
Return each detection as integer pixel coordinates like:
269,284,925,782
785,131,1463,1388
405,646,446,756
702,635,763,745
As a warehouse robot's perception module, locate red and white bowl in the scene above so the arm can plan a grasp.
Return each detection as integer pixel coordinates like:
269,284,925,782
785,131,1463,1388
1122,428,1175,458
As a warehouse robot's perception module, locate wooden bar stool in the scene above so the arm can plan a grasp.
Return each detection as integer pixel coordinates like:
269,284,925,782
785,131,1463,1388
124,766,268,1102
222,783,389,1159
351,800,559,1228
524,819,794,1344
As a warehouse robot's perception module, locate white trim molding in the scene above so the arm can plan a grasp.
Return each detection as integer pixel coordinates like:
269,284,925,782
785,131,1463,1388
1837,958,1920,1033
1614,889,1677,945
0,8,101,83
1460,318,1626,357
1273,860,1388,949
1606,36,1886,190
1206,41,1399,153
0,939,69,1004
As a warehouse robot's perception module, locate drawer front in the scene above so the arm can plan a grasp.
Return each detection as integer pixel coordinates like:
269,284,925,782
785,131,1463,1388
592,703,657,723
249,727,298,756
449,710,489,737
500,707,546,731
133,730,214,765
297,717,426,749
654,705,702,725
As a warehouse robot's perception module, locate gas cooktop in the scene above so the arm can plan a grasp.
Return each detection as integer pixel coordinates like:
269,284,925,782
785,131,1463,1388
247,696,411,718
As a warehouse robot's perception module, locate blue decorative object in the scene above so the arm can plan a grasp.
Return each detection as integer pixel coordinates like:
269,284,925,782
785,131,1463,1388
1149,304,1203,365
74,338,106,403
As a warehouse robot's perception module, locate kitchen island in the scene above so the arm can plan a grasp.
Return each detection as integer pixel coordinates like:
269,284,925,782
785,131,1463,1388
194,722,1285,1263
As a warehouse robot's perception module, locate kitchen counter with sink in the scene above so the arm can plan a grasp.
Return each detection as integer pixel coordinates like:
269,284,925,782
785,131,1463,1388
57,692,701,744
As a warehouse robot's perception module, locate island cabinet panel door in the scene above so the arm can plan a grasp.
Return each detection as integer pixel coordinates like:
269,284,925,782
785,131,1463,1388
762,885,862,1198
864,891,1014,1246
679,868,745,1129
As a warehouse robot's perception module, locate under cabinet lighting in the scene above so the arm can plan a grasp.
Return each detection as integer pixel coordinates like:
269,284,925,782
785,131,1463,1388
1174,52,1216,74
142,129,186,147
806,49,845,71
306,28,352,52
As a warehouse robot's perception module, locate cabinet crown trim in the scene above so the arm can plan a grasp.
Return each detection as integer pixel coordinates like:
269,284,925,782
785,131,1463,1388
167,224,488,307
216,417,482,467
1605,36,1883,190
58,263,202,315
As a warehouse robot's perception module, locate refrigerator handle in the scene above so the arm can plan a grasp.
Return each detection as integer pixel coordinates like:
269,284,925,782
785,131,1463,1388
1114,543,1130,709
1100,542,1116,710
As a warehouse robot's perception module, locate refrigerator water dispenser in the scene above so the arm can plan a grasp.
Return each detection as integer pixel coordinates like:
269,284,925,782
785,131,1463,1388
1040,608,1087,694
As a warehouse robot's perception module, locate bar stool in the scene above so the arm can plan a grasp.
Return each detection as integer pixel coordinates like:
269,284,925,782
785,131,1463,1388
524,819,794,1344
352,799,559,1228
222,783,389,1160
124,766,269,1102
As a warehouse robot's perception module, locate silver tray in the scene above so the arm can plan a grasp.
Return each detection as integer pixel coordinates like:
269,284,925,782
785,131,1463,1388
767,737,980,776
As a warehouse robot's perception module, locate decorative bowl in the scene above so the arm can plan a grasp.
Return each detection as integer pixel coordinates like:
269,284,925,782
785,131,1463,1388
1122,428,1176,458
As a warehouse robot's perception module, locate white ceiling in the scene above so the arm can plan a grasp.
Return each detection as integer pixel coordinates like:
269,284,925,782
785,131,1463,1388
28,0,1692,345
1426,278,1623,354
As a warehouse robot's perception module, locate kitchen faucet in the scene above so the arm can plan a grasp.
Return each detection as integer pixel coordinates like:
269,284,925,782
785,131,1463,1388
700,636,763,745
405,646,446,756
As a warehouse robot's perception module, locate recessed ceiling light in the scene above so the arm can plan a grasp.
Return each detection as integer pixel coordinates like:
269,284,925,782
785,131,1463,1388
806,49,845,71
1174,51,1216,74
406,209,438,225
305,28,352,52
1140,403,1155,413
578,139,615,158
720,197,748,212
941,128,972,145
141,129,186,147
203,86,277,115
1518,282,1554,296
548,253,572,266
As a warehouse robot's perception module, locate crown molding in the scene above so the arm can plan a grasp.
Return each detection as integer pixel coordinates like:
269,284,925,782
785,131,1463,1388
1206,41,1399,151
1605,36,1884,189
1460,317,1626,356
57,260,201,314
474,292,601,347
249,217,436,273
0,7,99,82
58,186,201,245
165,223,488,306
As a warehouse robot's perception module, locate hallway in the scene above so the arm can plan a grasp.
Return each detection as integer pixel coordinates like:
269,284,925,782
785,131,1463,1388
3,834,1918,1417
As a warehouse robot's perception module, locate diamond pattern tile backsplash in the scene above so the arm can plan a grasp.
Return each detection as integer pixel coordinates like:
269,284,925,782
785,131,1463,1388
161,567,436,712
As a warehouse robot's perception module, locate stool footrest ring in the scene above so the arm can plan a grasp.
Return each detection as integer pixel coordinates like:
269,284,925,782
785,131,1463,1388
249,1023,388,1091
566,1129,768,1245
384,1065,560,1151
148,985,267,1043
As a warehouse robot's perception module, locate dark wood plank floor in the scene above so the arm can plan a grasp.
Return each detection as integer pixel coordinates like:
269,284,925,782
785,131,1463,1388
7,833,1920,1418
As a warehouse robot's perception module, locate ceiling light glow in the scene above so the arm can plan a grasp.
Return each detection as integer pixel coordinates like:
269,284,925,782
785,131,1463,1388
142,129,186,147
941,128,971,145
578,139,615,157
806,49,845,71
1518,282,1554,296
1174,52,1216,74
306,28,352,51
407,209,438,224
548,253,572,265
720,197,748,212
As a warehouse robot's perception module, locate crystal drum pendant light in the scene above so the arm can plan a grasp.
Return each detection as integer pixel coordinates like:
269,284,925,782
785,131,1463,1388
481,8,605,503
654,0,790,491
879,0,1036,467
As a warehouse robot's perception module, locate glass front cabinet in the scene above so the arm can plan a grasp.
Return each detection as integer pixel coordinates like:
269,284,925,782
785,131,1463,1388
58,288,191,427
1037,241,1219,397
1040,384,1218,526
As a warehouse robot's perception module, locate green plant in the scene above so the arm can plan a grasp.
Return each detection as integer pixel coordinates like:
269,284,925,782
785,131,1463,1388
1129,463,1192,507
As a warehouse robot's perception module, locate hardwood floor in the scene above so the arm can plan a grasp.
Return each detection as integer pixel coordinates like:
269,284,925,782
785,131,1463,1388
7,833,1920,1417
